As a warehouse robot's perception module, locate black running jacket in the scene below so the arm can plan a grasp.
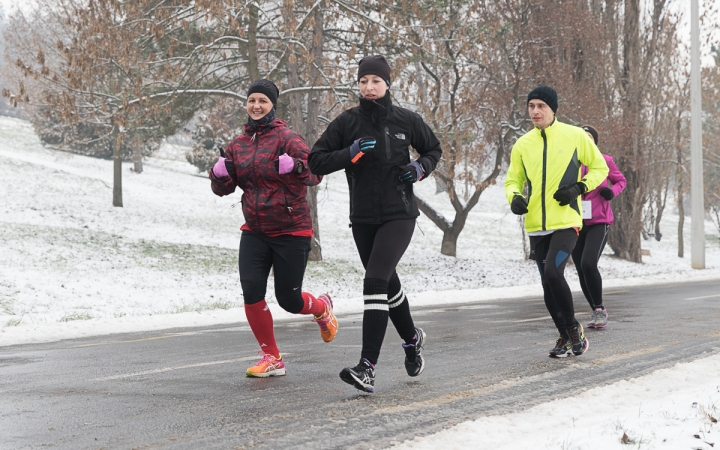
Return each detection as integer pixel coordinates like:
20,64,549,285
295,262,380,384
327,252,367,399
308,95,442,224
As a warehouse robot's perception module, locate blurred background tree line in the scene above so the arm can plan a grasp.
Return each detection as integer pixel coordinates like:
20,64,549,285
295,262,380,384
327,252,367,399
1,0,719,263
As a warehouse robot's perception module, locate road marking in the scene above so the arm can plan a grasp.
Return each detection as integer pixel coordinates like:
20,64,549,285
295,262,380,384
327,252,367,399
684,294,720,301
591,347,663,365
374,347,663,415
69,334,186,348
513,316,552,322
92,354,291,381
512,312,588,323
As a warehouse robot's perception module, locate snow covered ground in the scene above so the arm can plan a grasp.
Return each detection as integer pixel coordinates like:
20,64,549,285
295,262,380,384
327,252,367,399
1,115,718,448
392,352,720,450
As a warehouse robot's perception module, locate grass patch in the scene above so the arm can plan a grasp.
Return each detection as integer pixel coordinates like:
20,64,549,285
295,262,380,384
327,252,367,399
171,300,238,314
1,223,236,275
59,312,93,322
5,317,22,327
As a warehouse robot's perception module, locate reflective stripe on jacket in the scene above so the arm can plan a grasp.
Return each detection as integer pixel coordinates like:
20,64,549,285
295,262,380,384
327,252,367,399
505,119,609,233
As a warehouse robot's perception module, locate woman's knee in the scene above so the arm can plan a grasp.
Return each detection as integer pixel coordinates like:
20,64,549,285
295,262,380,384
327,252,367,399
241,280,266,305
275,291,304,314
580,257,598,274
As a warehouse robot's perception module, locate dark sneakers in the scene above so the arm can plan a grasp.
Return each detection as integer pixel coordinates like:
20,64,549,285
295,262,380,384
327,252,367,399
548,335,573,358
340,358,375,393
568,324,590,356
402,327,426,377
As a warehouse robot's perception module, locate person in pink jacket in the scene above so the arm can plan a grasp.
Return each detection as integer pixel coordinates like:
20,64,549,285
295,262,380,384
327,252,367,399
572,125,626,329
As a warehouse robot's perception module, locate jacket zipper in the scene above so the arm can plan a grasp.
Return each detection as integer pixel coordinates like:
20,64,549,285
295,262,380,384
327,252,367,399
349,172,355,215
384,127,392,160
541,129,547,231
252,131,261,231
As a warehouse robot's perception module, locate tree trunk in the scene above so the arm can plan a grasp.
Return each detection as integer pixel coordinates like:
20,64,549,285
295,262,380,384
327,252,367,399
307,186,322,261
654,191,665,241
608,166,642,261
112,137,123,207
440,230,459,257
247,5,260,81
133,139,143,173
304,5,325,262
677,185,685,258
676,118,685,258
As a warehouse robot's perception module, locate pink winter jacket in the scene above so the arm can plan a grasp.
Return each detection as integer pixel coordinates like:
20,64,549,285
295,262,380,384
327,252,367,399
581,154,626,226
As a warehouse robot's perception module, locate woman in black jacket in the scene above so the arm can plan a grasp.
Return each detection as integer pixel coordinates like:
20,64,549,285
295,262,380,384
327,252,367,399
309,55,442,393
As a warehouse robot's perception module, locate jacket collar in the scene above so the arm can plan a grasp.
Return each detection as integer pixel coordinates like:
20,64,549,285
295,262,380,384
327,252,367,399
359,94,391,123
535,117,559,136
244,118,286,135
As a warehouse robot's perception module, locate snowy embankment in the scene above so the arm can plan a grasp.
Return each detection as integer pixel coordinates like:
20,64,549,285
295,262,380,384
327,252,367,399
391,351,720,450
0,114,718,345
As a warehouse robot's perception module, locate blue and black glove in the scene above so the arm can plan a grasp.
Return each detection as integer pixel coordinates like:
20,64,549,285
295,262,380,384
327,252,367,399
553,182,587,206
510,195,528,215
349,137,376,163
398,161,425,184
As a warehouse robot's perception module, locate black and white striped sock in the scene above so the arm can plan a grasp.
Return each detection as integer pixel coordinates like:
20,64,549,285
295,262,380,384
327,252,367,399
360,278,389,365
388,273,416,344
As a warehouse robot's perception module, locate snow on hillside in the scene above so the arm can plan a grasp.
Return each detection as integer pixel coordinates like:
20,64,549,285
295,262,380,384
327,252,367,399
0,115,718,345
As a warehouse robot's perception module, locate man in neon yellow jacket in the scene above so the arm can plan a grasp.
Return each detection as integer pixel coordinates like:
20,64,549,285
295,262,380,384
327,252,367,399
505,85,608,358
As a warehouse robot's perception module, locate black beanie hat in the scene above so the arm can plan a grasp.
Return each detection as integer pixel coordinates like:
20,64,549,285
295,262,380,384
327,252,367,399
357,55,391,85
581,125,599,145
247,79,279,106
527,85,558,113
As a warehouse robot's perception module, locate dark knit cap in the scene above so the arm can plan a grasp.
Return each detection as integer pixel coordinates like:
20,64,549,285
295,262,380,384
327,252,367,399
247,79,279,106
581,125,599,145
358,55,392,85
527,85,558,113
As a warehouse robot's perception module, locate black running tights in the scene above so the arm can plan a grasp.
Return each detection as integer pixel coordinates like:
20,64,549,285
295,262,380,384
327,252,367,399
530,228,579,334
352,219,416,365
572,224,609,310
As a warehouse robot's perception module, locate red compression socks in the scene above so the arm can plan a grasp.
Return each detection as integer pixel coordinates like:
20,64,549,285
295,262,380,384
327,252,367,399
244,300,280,358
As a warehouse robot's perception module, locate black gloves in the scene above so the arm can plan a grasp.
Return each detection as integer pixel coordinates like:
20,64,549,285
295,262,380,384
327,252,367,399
398,161,425,183
553,182,587,206
599,187,614,200
510,195,528,215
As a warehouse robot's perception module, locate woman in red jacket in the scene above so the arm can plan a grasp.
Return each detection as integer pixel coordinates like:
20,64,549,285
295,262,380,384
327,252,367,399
573,125,626,329
210,79,337,377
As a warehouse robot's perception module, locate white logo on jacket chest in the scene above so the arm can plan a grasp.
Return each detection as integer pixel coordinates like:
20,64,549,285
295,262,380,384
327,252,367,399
395,133,406,140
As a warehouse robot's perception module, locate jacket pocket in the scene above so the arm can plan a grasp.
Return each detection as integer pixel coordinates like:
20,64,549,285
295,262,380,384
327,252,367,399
260,188,294,232
397,184,411,214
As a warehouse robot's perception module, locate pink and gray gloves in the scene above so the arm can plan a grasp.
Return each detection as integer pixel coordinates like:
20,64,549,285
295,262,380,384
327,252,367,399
274,153,304,175
213,157,229,178
275,153,295,174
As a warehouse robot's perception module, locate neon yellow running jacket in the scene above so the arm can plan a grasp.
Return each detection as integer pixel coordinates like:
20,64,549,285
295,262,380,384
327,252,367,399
505,119,609,233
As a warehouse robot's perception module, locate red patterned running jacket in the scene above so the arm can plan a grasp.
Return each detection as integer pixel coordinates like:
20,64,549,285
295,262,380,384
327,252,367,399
209,118,322,235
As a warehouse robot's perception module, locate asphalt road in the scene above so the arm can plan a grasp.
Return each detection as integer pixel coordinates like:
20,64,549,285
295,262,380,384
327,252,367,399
1,279,719,449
